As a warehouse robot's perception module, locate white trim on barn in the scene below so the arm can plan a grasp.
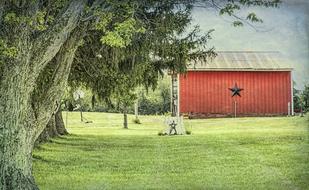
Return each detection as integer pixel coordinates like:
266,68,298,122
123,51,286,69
291,71,294,116
177,74,180,117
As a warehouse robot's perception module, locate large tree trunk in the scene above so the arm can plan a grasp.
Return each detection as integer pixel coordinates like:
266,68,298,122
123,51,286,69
55,109,68,135
0,5,86,187
0,53,79,189
0,65,42,190
0,136,39,190
123,107,128,129
36,115,57,144
0,73,37,189
36,108,69,145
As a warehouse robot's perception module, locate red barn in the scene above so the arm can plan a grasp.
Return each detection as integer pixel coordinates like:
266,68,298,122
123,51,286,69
179,51,293,118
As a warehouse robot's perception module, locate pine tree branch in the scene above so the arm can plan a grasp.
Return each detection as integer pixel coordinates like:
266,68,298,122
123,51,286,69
0,2,4,23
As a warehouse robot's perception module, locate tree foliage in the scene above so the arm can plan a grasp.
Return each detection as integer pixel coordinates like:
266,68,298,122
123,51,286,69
294,84,302,112
69,0,216,110
302,84,309,112
138,77,171,115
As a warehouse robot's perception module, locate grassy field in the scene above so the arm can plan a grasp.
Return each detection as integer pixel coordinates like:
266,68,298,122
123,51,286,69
33,112,309,190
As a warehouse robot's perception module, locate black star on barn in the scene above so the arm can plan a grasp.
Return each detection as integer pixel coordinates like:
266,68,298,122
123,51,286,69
229,83,244,97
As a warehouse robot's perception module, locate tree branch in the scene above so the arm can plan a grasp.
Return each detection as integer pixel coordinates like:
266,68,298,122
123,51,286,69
31,25,87,141
0,1,5,25
31,0,87,74
195,0,278,32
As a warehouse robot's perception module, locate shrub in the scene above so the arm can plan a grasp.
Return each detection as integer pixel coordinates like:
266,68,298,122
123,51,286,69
133,118,141,124
158,130,167,136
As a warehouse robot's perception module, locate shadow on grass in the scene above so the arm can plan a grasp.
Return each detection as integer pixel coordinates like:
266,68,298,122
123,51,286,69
40,133,160,153
32,154,65,165
32,154,51,163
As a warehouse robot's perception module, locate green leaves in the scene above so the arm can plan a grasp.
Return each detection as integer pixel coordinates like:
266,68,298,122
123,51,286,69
4,10,54,32
302,84,309,112
219,3,240,16
94,12,113,32
32,10,54,31
232,21,244,27
69,0,282,113
100,18,145,48
218,0,281,28
93,1,146,48
246,13,263,23
238,0,281,7
0,39,17,64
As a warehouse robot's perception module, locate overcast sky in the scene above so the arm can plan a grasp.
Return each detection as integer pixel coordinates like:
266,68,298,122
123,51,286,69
192,0,309,89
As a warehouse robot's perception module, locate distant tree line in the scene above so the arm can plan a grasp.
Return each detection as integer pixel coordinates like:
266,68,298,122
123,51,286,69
63,76,171,115
294,83,309,113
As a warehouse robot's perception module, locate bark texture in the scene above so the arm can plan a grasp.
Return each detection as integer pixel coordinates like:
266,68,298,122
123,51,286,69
0,2,87,189
55,110,68,136
123,108,128,129
36,108,68,145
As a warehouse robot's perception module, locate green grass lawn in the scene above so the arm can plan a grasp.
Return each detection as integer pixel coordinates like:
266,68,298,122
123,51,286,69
33,112,309,190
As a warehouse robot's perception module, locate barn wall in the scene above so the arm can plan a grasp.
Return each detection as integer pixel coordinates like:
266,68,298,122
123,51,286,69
179,71,292,117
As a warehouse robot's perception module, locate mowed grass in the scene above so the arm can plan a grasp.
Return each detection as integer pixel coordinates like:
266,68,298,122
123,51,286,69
33,112,309,190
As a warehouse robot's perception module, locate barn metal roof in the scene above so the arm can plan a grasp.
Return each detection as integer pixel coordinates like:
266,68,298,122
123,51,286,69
187,51,293,71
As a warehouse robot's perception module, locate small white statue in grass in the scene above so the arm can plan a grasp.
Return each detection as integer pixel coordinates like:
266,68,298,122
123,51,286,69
163,116,186,135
